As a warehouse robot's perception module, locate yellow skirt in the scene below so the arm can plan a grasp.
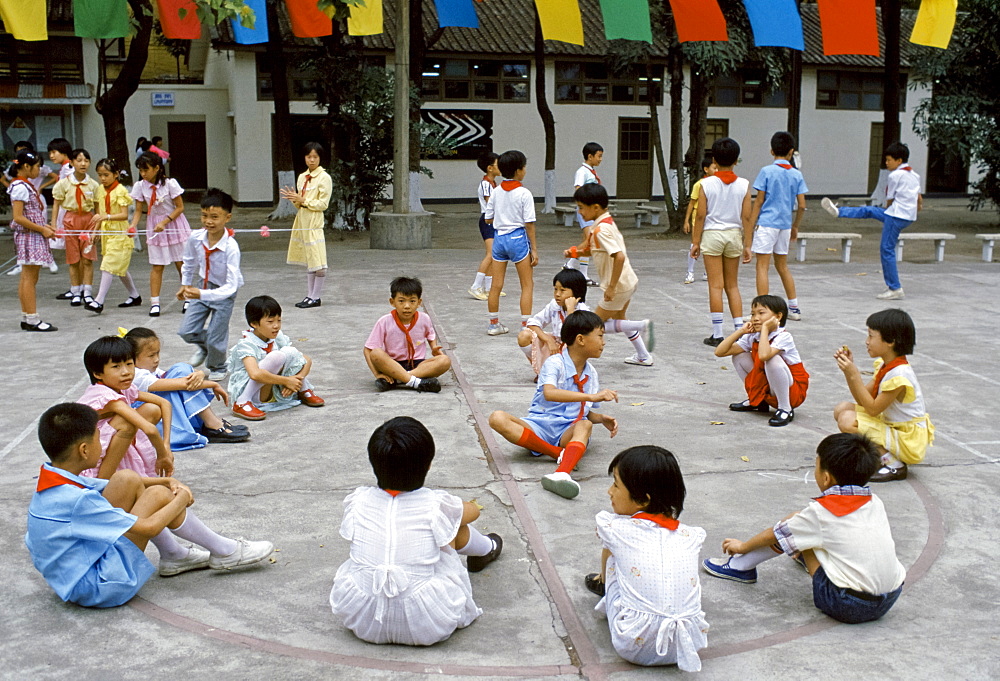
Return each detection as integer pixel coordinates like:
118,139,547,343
286,211,327,272
855,405,935,465
100,223,135,277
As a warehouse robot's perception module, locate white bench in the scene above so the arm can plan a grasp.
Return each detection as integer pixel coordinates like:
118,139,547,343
554,205,578,226
555,204,651,229
795,232,862,263
895,233,956,262
976,233,1000,262
637,203,662,226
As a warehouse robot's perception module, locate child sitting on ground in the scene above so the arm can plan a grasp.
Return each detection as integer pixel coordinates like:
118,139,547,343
26,403,273,607
703,433,906,625
489,311,619,500
228,295,324,420
330,416,502,645
364,276,451,393
715,295,809,427
833,308,934,483
584,446,709,671
125,327,249,448
518,268,591,379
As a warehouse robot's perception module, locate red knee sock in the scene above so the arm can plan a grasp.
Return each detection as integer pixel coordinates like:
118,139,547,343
516,427,562,459
556,440,587,473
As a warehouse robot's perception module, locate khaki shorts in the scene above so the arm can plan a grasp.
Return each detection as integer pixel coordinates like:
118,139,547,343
700,229,744,258
596,284,636,312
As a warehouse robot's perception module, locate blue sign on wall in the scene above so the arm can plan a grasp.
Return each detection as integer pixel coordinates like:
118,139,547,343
151,92,175,107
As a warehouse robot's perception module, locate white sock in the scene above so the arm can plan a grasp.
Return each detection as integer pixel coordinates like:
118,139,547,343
150,528,189,560
881,453,904,469
306,272,316,298
519,343,533,358
485,275,493,291
456,526,494,556
238,350,287,404
95,271,114,305
627,330,650,360
405,375,421,388
733,316,744,330
604,319,646,336
763,357,794,412
579,258,589,278
565,257,579,270
120,273,140,297
728,545,781,571
711,312,724,338
309,270,327,300
71,285,82,295
521,314,530,328
486,309,499,325
151,296,160,305
25,312,40,325
170,511,238,557
788,297,800,312
473,272,486,289
687,254,696,274
83,284,93,297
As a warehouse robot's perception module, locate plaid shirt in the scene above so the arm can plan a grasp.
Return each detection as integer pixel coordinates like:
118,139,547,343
773,485,872,554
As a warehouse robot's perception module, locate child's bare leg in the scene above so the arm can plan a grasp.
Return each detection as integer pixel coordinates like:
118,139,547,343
368,349,412,383
173,261,183,278
150,264,165,298
136,402,162,427
704,255,725,313
722,255,743,320
102,470,169,551
773,254,797,300
18,265,40,314
514,256,534,317
69,261,82,288
489,410,536,445
195,405,225,430
834,401,858,433
487,260,508,314
755,253,771,295
98,415,139,479
410,354,451,379
477,239,493,274
81,258,94,287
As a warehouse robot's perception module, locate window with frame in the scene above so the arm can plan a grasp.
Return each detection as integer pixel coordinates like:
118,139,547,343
704,119,729,156
709,69,786,108
255,53,319,101
0,36,84,83
816,70,907,111
421,59,529,102
555,62,663,105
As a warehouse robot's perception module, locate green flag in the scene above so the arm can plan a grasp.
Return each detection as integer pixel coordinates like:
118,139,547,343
598,0,653,43
74,0,131,39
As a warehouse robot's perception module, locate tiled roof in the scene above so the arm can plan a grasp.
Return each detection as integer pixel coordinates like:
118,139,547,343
0,83,93,104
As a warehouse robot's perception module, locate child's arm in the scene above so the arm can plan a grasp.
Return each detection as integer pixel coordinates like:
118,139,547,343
242,355,304,397
89,205,129,228
528,325,560,355
691,194,707,258
721,525,781,556
99,399,173,478
833,348,905,416
755,318,783,361
599,547,612,581
49,198,63,229
155,196,183,232
524,221,538,267
917,193,923,212
542,385,618,404
715,320,754,357
38,171,59,192
129,200,146,232
429,338,445,356
740,186,754,264
147,376,228,405
749,189,765,229
587,409,618,438
682,197,695,234
137,391,173,472
563,226,593,260
791,193,806,240
11,201,55,238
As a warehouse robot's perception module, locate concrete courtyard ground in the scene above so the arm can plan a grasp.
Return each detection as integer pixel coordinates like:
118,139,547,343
1,199,998,680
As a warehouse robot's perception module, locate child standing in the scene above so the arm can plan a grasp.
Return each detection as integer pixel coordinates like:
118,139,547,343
330,416,502,645
468,152,501,300
281,142,332,309
8,151,57,331
364,276,451,393
750,132,807,320
834,308,934,483
822,142,922,301
518,268,591,378
564,184,655,366
566,142,603,285
715,295,809,427
484,150,538,335
703,433,906,624
691,137,752,347
177,189,244,382
489,311,619,499
26,403,273,606
228,295,325,420
85,158,142,313
46,138,74,282
682,156,716,284
130,151,192,317
585,446,708,671
51,148,100,306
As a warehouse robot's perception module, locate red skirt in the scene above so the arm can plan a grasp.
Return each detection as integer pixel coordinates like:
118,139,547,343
744,341,809,409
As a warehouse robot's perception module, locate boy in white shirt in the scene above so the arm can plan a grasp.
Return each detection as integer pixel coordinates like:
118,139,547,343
469,152,501,300
822,141,922,300
566,142,604,285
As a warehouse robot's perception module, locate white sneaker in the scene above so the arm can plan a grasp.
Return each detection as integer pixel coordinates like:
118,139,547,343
159,546,211,577
876,288,905,300
208,369,228,382
6,265,21,276
684,272,695,284
821,197,840,217
702,272,708,281
787,310,802,321
209,538,274,570
468,286,489,301
541,472,581,499
624,353,654,366
48,261,59,274
487,322,509,336
189,346,207,367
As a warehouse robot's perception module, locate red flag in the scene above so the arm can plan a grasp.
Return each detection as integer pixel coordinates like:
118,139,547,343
156,0,201,39
665,0,728,42
816,0,879,56
285,0,333,38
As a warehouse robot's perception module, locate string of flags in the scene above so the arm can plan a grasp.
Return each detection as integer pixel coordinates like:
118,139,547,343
0,0,958,52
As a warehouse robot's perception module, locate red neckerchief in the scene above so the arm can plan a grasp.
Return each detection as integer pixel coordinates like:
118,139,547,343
715,170,739,185
500,180,522,191
300,174,312,196
104,181,120,214
149,182,158,211
900,165,912,172
202,243,218,288
870,356,908,399
11,179,44,211
815,495,871,517
36,465,84,491
776,163,793,170
482,174,496,188
71,176,88,214
384,489,404,497
264,341,274,353
584,164,601,185
571,372,589,423
391,309,420,363
587,215,615,252
632,512,679,530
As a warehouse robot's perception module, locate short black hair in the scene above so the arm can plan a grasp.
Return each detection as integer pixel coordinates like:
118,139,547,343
884,141,910,163
8,150,41,177
866,308,915,355
816,433,881,486
553,268,587,302
608,446,686,518
95,157,128,184
123,327,159,355
151,136,163,146
390,276,422,298
498,150,527,179
368,416,435,491
70,148,91,162
47,138,72,156
701,155,714,172
573,182,609,208
201,187,234,212
751,294,788,327
711,137,740,167
302,141,325,160
245,295,282,325
582,142,604,159
477,151,500,174
770,131,796,157
14,140,34,152
83,336,135,384
38,403,99,462
560,310,603,345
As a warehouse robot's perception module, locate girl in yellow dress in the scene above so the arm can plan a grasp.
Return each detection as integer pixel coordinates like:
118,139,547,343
281,142,332,309
85,158,142,314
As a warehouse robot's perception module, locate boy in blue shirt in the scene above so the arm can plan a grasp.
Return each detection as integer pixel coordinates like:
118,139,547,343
25,403,273,608
750,132,807,320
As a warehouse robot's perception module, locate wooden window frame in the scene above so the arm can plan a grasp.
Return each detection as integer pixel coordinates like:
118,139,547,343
554,61,663,106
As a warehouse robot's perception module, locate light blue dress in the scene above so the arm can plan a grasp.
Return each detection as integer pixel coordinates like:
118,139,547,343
226,329,308,411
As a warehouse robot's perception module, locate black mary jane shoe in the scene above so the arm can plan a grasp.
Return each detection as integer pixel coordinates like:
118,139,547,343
55,290,74,300
768,408,794,427
299,298,322,309
85,300,104,314
869,463,908,483
584,573,606,597
118,296,143,308
294,297,313,309
21,320,58,332
729,400,771,413
703,335,723,347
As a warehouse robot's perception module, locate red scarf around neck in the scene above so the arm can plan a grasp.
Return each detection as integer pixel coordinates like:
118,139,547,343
815,495,871,517
714,170,739,184
585,165,601,184
37,466,84,491
633,512,679,530
776,162,793,170
391,309,420,363
870,356,908,399
482,175,496,188
500,180,522,191
104,181,120,214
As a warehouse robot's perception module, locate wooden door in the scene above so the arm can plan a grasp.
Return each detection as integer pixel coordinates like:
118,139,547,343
616,118,652,199
166,121,207,191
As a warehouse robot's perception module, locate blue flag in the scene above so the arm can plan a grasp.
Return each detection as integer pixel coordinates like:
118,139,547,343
742,0,804,50
434,0,478,29
231,0,268,44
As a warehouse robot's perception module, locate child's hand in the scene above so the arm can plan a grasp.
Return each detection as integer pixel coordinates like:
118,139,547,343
154,220,167,233
738,319,754,336
600,414,619,438
39,225,56,239
88,213,105,227
545,336,561,355
529,250,539,267
603,285,617,303
741,246,752,264
156,451,175,478
431,344,444,357
562,248,574,258
690,243,700,259
185,370,206,391
284,375,303,393
565,296,579,313
762,317,779,335
683,223,691,234
834,347,856,373
591,389,619,404
721,538,746,555
167,479,194,506
212,384,229,406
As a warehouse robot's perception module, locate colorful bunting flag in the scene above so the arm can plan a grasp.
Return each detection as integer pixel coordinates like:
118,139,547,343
0,0,47,41
286,0,333,38
74,0,131,39
156,0,202,40
741,0,803,50
910,0,956,49
435,0,479,29
665,0,727,43
348,0,384,36
231,0,267,44
598,0,652,43
816,0,879,56
534,0,584,46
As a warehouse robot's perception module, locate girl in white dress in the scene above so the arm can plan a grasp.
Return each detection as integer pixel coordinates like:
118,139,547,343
585,446,709,672
330,417,502,645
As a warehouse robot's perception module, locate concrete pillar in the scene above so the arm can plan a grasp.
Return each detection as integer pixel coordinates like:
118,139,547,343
369,212,433,250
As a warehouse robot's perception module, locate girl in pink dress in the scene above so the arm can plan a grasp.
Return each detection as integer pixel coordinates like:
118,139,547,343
8,151,57,332
129,152,191,317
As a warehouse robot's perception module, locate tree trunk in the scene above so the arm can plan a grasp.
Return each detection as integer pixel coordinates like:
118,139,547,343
684,68,709,170
667,45,686,227
647,59,675,232
267,0,298,219
881,0,902,152
786,48,802,145
534,11,557,212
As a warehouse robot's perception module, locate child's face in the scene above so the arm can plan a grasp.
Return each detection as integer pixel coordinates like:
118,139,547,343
76,426,104,469
96,167,116,187
134,338,161,372
201,206,232,234
574,326,605,358
703,162,718,176
553,281,577,309
487,160,500,176
865,327,894,358
587,151,604,167
71,153,90,175
138,165,159,183
21,163,41,180
750,303,780,333
304,151,321,171
575,201,604,222
390,292,421,321
93,357,135,392
608,467,647,516
885,155,904,171
49,150,67,164
251,314,282,341
513,163,527,181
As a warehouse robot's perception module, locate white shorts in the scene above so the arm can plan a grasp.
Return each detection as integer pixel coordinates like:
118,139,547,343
751,226,791,255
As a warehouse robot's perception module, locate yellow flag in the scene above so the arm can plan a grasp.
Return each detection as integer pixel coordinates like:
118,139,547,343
910,0,957,49
348,0,383,36
0,0,47,41
534,0,584,46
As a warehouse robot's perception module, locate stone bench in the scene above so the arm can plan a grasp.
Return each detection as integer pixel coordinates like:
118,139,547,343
637,203,662,226
554,204,652,229
895,233,955,262
554,205,578,226
838,197,874,207
795,232,862,263
976,233,1000,262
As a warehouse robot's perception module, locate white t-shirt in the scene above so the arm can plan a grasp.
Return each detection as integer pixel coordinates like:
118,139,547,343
699,175,750,231
484,182,536,236
736,328,802,365
574,163,600,188
131,367,163,393
885,166,921,221
526,298,591,339
476,177,494,213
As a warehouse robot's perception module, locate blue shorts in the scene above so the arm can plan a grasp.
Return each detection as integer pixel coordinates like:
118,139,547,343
67,535,155,608
479,214,496,241
812,565,902,624
520,413,575,455
492,228,530,263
